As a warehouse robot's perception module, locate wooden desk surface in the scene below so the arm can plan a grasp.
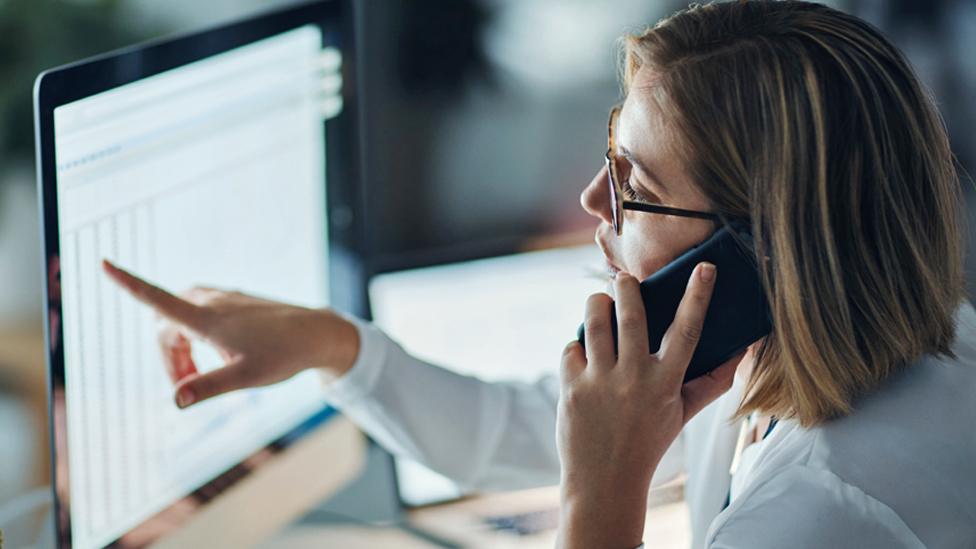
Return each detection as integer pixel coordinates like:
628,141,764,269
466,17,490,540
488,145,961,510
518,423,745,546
265,484,691,548
407,486,690,549
0,324,50,486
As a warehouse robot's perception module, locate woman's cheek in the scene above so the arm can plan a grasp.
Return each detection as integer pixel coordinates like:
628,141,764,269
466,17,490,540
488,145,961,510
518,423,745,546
630,242,672,280
622,222,678,278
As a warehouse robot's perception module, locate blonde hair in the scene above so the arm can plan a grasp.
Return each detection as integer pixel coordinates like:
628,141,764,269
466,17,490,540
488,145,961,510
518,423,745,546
623,0,968,426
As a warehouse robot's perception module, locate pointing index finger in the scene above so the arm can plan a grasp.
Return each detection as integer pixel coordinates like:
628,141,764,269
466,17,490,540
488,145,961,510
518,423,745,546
102,259,209,333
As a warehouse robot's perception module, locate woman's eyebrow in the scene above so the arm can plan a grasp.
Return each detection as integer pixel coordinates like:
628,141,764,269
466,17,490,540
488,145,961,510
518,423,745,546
618,145,668,194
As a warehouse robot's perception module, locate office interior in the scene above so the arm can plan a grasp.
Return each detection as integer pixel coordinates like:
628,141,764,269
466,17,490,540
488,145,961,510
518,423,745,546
1,0,975,547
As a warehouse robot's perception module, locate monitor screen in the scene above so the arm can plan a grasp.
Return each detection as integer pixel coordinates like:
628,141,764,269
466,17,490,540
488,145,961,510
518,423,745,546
36,4,359,546
368,244,607,507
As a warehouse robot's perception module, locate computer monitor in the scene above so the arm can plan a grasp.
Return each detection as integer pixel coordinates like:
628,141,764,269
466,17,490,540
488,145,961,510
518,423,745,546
368,243,608,507
34,2,367,547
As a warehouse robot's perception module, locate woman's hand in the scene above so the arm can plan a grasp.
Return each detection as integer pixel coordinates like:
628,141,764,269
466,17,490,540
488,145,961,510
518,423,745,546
556,263,745,549
102,260,360,409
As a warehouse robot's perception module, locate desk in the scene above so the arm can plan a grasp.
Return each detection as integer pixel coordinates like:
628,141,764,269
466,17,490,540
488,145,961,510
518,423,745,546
0,324,49,487
265,483,691,548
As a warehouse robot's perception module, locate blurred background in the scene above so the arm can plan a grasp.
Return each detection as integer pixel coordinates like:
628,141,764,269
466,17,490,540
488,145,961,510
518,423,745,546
1,0,974,543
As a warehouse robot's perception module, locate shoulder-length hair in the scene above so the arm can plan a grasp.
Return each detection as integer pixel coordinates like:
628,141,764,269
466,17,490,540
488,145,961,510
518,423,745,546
623,0,969,426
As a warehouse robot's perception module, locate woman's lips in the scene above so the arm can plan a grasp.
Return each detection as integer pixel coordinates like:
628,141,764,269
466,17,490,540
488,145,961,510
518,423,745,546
595,233,622,279
604,260,621,296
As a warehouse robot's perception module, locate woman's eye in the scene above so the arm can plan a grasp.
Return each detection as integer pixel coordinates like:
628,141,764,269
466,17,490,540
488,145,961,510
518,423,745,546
621,178,658,203
621,179,640,200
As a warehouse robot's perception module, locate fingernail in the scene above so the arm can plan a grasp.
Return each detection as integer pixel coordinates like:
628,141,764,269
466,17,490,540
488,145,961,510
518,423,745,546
699,263,716,282
176,388,195,408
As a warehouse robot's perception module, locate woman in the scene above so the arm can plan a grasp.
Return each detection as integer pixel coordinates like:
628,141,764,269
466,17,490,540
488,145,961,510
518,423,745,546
104,1,975,547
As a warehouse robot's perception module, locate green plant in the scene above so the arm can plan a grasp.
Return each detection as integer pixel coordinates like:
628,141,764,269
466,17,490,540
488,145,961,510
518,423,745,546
0,0,155,167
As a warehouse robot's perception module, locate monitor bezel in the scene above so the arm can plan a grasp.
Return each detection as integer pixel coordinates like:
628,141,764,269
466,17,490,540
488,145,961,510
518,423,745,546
33,1,366,546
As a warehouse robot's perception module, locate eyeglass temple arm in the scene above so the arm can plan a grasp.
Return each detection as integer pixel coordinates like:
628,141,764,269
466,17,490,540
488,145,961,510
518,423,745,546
621,201,723,222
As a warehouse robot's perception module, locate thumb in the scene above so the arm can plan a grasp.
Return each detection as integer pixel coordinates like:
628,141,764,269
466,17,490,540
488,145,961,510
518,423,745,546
174,359,251,408
680,350,746,421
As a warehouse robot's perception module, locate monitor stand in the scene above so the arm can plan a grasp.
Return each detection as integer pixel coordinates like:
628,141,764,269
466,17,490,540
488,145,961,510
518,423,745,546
257,440,460,548
152,416,365,549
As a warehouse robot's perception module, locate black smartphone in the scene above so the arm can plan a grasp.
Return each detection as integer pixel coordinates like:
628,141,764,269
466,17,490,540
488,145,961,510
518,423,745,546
577,222,772,382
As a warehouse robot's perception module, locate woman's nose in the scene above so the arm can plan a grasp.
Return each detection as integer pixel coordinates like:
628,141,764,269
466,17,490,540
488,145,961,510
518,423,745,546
581,165,614,226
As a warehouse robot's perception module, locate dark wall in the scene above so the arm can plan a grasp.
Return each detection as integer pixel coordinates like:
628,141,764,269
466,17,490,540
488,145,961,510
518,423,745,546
356,0,976,297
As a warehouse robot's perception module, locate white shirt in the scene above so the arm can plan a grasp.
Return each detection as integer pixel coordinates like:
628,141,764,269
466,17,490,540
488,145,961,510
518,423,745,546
322,300,976,548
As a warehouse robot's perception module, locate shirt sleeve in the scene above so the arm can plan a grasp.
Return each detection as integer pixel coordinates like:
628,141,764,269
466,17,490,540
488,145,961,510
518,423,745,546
320,315,686,493
705,465,925,549
320,314,562,491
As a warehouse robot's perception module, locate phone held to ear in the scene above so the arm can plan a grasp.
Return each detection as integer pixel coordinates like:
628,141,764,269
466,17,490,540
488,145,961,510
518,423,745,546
577,222,772,382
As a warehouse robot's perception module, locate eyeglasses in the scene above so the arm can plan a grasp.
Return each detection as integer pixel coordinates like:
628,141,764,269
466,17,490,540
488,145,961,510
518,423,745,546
605,104,722,235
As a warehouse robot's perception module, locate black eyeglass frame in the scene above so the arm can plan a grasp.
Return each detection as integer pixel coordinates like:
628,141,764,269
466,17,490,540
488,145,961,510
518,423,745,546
605,104,723,235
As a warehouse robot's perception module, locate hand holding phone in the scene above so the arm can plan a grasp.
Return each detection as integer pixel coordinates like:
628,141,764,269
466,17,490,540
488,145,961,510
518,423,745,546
577,222,772,382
